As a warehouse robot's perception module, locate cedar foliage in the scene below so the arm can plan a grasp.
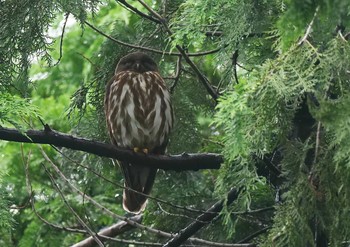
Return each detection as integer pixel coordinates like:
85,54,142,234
1,0,350,246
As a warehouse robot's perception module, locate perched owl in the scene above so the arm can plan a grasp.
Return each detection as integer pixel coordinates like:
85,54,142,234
104,52,174,213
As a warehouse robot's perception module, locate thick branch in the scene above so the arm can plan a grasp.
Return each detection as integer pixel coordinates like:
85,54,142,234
163,188,255,247
0,127,223,171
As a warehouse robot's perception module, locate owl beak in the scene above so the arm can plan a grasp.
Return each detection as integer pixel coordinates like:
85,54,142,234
135,63,140,70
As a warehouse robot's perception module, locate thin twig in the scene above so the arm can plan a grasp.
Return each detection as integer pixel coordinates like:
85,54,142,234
77,52,99,68
236,63,252,72
116,0,161,24
175,44,219,101
205,31,223,37
39,146,248,247
338,30,347,42
313,121,321,164
232,50,239,84
52,13,69,66
40,147,177,238
72,215,142,247
137,0,164,21
78,235,163,246
136,0,219,101
84,21,222,57
344,32,350,40
163,188,246,247
297,6,320,46
42,162,105,247
237,226,271,243
157,202,208,223
51,145,214,215
22,145,87,234
169,56,182,94
233,206,275,215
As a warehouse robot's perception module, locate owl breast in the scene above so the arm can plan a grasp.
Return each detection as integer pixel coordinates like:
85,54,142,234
106,71,173,151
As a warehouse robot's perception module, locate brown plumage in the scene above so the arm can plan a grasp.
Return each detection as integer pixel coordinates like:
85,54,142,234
104,52,174,213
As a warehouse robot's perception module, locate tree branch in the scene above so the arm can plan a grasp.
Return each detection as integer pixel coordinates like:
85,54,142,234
0,127,223,171
116,0,161,24
232,50,239,84
42,163,105,247
52,12,69,66
169,55,182,94
297,6,320,46
72,215,142,247
52,146,217,215
42,150,242,247
84,21,223,57
163,188,256,247
237,226,271,244
137,0,220,101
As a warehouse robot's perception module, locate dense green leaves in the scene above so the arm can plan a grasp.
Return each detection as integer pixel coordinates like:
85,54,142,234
1,0,350,246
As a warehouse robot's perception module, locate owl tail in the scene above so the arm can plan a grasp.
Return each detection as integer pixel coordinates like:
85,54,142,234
120,162,157,214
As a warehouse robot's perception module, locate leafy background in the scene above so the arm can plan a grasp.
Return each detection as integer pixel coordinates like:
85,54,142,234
1,0,350,246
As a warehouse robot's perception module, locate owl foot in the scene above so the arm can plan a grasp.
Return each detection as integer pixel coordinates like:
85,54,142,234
133,147,149,154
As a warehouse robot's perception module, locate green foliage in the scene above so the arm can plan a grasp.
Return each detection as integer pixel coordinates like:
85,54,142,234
0,93,41,129
277,0,350,50
0,173,13,247
2,0,350,246
214,12,350,247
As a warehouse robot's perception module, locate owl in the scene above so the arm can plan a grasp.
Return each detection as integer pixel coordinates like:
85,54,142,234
104,52,174,213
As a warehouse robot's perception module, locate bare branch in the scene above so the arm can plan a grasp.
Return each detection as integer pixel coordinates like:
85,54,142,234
42,149,238,247
116,0,161,24
237,226,271,244
163,188,256,247
297,6,320,46
52,12,69,66
84,21,170,55
174,45,220,101
0,126,223,171
232,50,239,84
136,0,220,101
78,235,164,247
137,0,164,21
314,121,321,164
22,146,87,234
72,215,142,247
42,162,105,247
169,56,182,94
233,206,275,215
157,202,205,223
84,21,223,57
40,149,173,238
52,146,216,215
205,31,223,37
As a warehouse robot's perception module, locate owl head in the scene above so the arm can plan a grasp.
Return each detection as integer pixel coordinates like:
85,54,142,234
116,52,159,74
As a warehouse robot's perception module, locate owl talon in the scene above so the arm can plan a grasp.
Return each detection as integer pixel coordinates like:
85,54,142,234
132,147,149,154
